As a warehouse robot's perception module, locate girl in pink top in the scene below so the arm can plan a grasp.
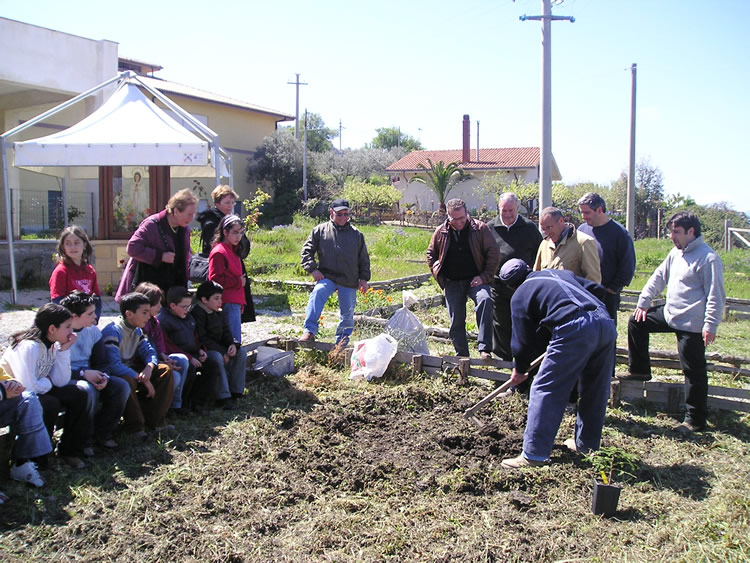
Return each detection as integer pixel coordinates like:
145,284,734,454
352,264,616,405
50,226,102,321
208,214,246,343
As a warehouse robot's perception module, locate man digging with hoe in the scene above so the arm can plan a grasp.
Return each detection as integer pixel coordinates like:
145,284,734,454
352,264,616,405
497,259,616,469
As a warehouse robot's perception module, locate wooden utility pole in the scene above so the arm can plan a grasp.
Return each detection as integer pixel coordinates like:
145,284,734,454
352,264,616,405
520,0,575,221
287,73,308,140
627,63,637,237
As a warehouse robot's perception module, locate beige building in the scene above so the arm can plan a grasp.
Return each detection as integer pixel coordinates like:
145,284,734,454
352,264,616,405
0,17,292,287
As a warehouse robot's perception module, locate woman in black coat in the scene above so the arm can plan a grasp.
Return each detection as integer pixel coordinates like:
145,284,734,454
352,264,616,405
196,185,255,321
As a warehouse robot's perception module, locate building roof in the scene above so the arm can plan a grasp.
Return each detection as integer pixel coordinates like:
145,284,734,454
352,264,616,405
138,76,295,121
386,147,561,180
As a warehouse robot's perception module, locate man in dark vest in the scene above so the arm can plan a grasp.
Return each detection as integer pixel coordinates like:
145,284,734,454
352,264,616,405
486,192,542,360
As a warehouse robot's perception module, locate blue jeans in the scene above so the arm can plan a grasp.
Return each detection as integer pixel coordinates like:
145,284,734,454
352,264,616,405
205,349,247,399
443,279,493,356
223,303,242,344
71,375,130,444
0,391,52,460
168,354,189,409
523,309,616,461
303,278,357,342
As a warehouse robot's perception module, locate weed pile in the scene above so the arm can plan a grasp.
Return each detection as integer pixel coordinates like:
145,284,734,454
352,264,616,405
1,355,749,561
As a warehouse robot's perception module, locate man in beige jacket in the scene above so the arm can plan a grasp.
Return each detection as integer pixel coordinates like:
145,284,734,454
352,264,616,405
534,207,601,283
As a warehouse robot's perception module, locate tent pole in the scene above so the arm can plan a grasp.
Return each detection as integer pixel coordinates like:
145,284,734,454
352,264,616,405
214,138,221,189
61,176,69,228
226,153,233,190
1,139,18,304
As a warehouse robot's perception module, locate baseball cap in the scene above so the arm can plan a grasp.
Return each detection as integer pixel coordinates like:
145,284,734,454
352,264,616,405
499,258,530,289
330,199,350,212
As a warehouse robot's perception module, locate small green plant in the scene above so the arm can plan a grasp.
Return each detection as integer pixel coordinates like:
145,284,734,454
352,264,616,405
243,189,272,233
584,445,640,484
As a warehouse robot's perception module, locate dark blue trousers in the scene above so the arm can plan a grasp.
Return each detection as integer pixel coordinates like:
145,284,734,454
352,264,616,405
523,309,616,461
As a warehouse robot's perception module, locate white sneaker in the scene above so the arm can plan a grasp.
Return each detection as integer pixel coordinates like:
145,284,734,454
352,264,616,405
10,461,45,488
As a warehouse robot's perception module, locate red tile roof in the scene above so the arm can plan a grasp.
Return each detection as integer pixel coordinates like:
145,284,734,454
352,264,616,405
386,147,560,179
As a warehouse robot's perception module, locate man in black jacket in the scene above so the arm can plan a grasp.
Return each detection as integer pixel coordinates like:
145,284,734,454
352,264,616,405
486,192,542,360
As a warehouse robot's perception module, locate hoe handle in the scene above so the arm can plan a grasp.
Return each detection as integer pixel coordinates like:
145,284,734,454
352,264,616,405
463,352,546,419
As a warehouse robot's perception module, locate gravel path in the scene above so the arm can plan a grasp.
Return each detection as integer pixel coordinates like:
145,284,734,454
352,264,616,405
0,290,297,355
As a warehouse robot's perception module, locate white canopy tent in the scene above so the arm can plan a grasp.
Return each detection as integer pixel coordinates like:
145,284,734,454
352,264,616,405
1,71,232,303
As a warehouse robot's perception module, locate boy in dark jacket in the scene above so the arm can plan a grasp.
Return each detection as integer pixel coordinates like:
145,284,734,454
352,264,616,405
157,286,216,411
191,281,246,406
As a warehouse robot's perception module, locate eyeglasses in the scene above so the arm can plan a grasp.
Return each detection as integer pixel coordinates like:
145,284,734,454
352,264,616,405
335,212,350,217
448,214,467,223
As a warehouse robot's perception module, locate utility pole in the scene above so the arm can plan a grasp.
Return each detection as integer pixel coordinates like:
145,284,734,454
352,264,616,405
339,119,343,151
627,63,637,237
520,0,575,218
303,109,308,201
287,73,308,140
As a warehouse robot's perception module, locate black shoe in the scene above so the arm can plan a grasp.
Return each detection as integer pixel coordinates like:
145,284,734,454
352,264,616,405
216,398,236,411
616,372,652,381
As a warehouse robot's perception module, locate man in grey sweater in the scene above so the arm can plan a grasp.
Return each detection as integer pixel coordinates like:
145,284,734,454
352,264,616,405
299,199,371,345
620,212,725,433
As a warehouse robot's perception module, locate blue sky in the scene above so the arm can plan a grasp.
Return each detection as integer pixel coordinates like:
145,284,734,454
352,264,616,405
3,0,749,211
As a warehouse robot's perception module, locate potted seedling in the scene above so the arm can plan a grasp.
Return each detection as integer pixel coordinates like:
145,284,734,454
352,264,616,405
584,446,639,517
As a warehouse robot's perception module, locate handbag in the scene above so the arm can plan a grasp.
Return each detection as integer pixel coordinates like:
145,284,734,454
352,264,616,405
189,252,210,283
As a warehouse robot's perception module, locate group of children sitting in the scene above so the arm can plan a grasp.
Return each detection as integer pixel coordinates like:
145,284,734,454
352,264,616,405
0,280,247,503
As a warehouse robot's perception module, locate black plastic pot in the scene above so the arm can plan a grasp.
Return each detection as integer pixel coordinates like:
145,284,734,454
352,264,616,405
592,480,621,517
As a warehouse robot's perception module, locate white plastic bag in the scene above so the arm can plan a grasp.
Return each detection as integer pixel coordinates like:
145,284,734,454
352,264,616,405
350,334,399,382
385,291,429,355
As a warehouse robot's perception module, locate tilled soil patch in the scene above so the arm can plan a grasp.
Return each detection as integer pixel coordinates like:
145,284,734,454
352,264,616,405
2,359,746,561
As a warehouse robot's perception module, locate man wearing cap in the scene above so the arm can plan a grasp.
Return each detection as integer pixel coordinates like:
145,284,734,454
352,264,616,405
486,192,543,360
426,198,500,359
299,199,371,345
497,259,615,469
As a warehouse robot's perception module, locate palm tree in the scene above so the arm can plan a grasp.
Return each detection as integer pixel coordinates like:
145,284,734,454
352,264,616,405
409,159,469,214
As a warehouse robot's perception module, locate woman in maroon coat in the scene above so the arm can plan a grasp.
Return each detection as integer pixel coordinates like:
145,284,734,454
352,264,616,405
115,189,198,301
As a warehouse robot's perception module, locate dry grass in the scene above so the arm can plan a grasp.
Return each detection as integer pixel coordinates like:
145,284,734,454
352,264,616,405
1,352,749,561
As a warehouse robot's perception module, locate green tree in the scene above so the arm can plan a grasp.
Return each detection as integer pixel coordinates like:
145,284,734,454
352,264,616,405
293,112,337,152
312,147,406,189
368,127,424,152
610,160,666,239
247,129,324,224
341,177,402,220
409,159,468,214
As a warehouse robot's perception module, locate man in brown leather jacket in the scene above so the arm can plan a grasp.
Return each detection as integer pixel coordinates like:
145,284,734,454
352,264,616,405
427,198,500,358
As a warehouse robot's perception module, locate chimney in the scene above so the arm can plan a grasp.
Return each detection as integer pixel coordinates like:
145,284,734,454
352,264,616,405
462,114,470,163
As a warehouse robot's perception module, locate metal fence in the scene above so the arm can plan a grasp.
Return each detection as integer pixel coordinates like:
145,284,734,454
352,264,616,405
0,189,96,238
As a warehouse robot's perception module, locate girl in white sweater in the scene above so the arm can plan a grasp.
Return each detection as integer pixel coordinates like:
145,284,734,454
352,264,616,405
0,304,89,469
